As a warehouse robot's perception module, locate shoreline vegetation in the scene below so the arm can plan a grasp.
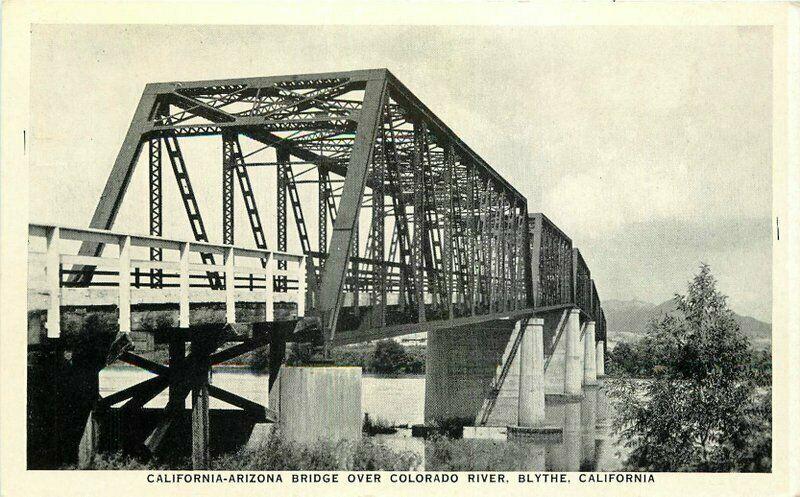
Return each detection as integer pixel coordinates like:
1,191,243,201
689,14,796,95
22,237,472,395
74,432,552,471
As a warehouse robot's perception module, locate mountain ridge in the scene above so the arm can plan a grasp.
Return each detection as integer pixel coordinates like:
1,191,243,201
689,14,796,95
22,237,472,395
603,298,771,350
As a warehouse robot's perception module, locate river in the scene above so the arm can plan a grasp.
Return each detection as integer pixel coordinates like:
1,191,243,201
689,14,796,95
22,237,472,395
100,366,625,471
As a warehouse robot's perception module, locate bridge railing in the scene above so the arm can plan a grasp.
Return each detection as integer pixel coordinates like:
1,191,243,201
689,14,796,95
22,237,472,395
28,223,305,339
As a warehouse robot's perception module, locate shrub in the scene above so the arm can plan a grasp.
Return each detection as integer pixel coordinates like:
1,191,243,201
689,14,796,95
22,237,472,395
371,340,408,374
69,452,156,470
362,413,397,435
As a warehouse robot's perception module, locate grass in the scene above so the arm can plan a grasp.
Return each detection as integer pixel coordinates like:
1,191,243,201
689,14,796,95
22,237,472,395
425,435,533,471
76,433,547,471
76,433,421,471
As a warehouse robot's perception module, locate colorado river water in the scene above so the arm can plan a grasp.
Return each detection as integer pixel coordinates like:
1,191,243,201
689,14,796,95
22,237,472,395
99,366,625,471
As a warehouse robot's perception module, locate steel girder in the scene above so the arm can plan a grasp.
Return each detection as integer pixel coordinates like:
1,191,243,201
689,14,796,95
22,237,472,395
77,69,534,345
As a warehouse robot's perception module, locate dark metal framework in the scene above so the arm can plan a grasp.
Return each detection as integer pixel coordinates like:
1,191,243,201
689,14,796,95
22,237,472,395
528,214,605,342
76,69,538,346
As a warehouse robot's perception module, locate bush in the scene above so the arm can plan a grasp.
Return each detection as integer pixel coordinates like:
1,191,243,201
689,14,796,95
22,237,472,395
249,340,427,375
362,413,397,435
67,452,162,470
371,340,408,374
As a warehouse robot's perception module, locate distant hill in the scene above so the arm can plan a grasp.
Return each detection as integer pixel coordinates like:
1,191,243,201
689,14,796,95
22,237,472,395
603,298,771,350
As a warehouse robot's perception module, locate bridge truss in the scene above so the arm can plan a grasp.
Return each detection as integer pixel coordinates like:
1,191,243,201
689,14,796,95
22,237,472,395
78,69,534,346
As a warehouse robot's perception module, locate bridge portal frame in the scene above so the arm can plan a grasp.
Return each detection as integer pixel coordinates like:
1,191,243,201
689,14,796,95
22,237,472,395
76,69,534,346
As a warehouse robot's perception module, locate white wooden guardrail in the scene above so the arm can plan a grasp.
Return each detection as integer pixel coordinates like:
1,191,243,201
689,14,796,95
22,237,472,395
28,223,306,338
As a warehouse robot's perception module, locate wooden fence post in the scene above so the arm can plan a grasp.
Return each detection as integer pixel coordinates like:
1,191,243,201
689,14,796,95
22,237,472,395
265,253,274,322
179,242,190,328
118,235,131,333
224,247,235,324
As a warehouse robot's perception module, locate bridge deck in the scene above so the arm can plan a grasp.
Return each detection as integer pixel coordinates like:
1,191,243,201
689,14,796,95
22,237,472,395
27,223,306,343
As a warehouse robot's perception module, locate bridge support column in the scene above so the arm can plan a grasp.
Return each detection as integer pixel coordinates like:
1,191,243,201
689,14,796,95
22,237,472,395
270,366,362,444
425,321,516,425
192,373,211,470
507,318,562,450
564,309,582,396
583,321,597,386
596,340,605,378
518,318,545,426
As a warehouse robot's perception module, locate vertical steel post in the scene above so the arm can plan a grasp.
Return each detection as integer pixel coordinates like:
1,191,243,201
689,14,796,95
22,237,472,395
222,133,235,246
412,123,426,323
371,121,386,328
148,136,163,288
276,148,289,294
318,168,328,271
443,145,454,318
467,165,476,316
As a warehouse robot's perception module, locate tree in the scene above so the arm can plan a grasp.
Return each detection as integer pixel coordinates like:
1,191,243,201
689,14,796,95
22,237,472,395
610,264,771,472
607,341,654,377
371,340,408,374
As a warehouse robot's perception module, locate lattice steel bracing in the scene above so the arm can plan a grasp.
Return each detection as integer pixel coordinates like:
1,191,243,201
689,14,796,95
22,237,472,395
529,213,573,308
76,69,553,346
276,149,288,291
318,168,328,270
231,139,268,255
148,137,163,288
222,133,235,246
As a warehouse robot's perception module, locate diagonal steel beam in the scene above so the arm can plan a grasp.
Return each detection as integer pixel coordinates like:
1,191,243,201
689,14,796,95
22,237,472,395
317,76,388,344
75,88,159,272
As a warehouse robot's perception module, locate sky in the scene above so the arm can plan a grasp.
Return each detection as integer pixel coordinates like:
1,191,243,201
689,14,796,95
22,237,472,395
28,24,773,322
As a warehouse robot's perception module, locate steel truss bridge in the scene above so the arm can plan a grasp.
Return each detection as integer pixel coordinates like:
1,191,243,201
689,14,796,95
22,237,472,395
70,68,605,343
28,69,606,469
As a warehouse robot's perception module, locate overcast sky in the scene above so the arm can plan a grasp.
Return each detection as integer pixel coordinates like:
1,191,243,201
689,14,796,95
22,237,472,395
29,24,773,322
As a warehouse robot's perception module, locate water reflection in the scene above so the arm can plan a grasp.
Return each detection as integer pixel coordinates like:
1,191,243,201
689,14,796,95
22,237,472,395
544,386,610,471
411,385,612,471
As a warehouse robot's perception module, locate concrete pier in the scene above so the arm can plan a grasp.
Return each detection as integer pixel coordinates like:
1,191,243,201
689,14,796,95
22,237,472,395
518,318,546,426
564,309,583,396
583,321,597,386
270,366,362,444
425,321,516,424
596,340,606,377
